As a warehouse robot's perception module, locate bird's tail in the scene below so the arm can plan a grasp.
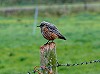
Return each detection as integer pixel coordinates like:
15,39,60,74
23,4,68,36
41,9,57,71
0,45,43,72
59,35,66,40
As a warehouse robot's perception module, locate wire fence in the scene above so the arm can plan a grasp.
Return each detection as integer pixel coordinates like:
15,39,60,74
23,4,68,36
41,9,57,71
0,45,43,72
27,59,100,74
57,59,100,67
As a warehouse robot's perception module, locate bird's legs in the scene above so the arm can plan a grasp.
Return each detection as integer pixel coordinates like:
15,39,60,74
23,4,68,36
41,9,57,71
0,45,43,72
44,40,50,45
52,40,54,42
47,40,50,44
44,40,54,45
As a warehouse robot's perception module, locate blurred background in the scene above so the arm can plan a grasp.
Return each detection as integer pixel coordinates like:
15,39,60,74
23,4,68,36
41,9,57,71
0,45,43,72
0,0,100,74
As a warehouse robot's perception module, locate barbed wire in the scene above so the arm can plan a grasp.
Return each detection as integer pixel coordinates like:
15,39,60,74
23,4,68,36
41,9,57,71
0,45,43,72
27,59,100,74
57,59,100,67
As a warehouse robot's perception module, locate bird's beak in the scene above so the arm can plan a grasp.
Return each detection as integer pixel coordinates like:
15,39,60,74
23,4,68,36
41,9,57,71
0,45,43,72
37,26,40,27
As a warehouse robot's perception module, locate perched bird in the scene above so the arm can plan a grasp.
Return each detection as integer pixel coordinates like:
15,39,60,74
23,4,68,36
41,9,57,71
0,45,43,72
37,21,66,43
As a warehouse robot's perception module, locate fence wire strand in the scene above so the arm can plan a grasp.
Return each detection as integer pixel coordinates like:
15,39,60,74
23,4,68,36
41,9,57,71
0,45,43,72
27,59,100,74
57,59,100,67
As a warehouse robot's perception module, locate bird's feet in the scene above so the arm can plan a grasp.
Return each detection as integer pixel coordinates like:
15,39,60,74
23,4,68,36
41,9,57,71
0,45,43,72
44,40,54,45
44,41,50,45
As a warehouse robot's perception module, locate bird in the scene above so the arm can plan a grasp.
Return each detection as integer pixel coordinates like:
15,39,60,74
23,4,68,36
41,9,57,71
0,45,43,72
37,21,66,43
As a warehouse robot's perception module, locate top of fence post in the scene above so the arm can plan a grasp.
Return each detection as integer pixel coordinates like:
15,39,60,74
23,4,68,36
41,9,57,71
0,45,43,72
40,42,58,74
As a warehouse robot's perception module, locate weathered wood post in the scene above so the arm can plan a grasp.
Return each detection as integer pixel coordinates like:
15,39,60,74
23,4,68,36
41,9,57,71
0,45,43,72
40,42,57,74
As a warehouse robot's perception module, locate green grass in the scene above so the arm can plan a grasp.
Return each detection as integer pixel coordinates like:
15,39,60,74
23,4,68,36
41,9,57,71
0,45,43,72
0,13,100,74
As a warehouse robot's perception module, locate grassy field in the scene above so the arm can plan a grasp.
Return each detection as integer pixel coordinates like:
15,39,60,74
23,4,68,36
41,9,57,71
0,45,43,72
0,12,100,74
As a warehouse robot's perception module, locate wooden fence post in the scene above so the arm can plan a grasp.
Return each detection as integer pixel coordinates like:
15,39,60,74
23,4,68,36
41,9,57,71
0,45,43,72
40,42,57,74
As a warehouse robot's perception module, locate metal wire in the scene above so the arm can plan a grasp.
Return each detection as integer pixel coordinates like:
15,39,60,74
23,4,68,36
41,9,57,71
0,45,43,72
27,59,100,74
57,59,100,67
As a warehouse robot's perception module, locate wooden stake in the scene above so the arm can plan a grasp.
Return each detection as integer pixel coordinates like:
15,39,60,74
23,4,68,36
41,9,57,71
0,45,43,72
40,42,57,74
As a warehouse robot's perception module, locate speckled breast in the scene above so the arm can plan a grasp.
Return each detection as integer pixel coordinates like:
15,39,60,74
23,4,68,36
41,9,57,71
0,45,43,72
41,26,58,40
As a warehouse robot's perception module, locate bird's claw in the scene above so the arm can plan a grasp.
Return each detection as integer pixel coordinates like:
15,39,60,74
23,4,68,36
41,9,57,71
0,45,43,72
44,41,50,45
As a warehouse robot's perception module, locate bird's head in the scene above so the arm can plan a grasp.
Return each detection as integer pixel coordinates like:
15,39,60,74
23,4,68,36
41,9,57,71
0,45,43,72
37,21,49,28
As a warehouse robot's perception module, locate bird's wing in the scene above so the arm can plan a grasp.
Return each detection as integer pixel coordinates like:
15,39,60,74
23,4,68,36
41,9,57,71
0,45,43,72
47,24,62,36
46,23,66,40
